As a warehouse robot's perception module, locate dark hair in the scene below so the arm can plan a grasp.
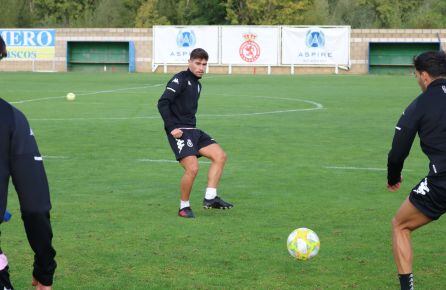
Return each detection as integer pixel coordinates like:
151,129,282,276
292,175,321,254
0,35,6,60
190,48,208,61
413,50,446,78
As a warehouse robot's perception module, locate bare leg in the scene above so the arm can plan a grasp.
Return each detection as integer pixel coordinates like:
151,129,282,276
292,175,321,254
392,197,432,274
179,156,199,201
198,144,227,188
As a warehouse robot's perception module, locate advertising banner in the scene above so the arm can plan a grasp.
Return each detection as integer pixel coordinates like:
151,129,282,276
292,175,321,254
153,26,219,64
0,29,56,60
282,26,350,65
221,26,279,65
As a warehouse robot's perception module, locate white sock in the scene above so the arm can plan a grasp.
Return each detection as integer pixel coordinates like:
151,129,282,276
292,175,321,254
180,200,190,209
205,187,217,200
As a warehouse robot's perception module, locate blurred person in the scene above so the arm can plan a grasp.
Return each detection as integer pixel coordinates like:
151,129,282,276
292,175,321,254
0,35,56,290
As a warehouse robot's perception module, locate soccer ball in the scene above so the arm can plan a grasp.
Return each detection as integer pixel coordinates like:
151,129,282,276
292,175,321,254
287,228,320,260
66,92,76,101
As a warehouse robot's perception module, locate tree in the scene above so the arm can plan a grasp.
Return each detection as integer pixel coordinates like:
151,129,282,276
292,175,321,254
135,0,170,27
226,0,312,25
93,0,135,27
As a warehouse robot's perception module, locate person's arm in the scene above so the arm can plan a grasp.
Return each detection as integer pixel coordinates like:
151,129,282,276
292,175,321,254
9,107,56,287
157,75,184,133
387,100,420,189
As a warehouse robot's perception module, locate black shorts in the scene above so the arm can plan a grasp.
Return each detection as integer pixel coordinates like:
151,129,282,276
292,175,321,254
409,175,446,220
166,128,217,161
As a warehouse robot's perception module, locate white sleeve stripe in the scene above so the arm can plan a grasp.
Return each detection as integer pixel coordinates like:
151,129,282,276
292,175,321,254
34,156,43,161
395,126,402,131
166,87,176,93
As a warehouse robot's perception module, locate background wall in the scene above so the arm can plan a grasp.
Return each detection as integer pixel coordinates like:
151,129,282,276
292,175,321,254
1,28,445,74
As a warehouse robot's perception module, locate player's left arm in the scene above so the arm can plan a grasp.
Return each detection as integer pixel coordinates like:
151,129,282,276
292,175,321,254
9,107,56,287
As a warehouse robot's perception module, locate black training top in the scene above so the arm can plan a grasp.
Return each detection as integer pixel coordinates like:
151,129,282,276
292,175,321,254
0,98,56,286
0,98,51,212
157,69,202,132
388,78,446,185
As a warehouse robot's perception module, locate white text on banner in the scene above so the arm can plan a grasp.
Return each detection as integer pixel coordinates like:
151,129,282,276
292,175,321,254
0,29,56,60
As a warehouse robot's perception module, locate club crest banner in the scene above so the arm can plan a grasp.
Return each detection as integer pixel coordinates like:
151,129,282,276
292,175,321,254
282,27,350,65
221,26,279,65
153,26,219,64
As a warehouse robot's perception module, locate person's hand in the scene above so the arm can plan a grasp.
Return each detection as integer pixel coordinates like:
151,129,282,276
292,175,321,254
170,128,183,139
387,176,403,192
387,182,401,192
32,277,52,290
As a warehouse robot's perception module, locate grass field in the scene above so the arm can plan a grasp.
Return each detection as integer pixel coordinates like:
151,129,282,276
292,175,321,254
1,71,444,289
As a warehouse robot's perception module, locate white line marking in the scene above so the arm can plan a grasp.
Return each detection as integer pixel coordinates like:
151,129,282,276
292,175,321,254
42,155,69,159
10,84,164,104
137,159,211,164
325,166,413,172
325,166,386,171
29,95,323,121
30,116,160,121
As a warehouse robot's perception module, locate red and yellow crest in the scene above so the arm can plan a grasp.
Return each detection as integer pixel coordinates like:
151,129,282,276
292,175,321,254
239,33,260,63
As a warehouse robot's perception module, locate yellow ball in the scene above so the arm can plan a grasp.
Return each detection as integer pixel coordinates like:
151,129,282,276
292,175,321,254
66,92,76,101
287,228,320,260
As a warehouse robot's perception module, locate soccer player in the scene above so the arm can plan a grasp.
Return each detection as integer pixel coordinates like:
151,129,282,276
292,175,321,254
0,36,56,289
387,50,446,290
157,48,233,218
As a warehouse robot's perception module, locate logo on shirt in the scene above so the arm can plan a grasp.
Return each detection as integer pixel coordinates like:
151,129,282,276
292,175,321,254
187,139,193,147
414,178,430,195
30,128,34,136
442,85,446,94
176,139,185,153
197,86,200,94
172,78,179,84
188,80,191,86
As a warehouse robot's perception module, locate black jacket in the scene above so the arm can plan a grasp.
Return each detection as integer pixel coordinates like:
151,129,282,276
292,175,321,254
0,98,56,286
388,78,446,185
157,69,202,132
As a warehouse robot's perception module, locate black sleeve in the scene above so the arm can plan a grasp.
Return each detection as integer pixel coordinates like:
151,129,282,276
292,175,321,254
9,107,56,286
10,107,51,213
387,100,420,185
157,75,184,132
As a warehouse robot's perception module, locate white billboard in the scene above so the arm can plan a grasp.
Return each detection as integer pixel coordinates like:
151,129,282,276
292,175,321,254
153,26,219,64
221,26,279,65
282,26,350,65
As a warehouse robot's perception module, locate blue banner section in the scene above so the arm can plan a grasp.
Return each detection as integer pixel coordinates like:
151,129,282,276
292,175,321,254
0,29,56,47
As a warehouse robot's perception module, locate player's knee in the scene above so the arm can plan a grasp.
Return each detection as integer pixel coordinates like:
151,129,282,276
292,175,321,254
391,217,405,232
215,151,227,164
185,164,199,177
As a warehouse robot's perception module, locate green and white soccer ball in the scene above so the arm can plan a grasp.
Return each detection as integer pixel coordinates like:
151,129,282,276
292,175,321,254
287,228,320,260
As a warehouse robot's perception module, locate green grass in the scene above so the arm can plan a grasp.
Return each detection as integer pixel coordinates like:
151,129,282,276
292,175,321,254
1,72,444,289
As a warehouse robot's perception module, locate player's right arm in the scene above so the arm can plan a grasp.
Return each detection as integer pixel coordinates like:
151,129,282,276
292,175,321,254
387,99,420,188
157,74,185,135
9,107,56,287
